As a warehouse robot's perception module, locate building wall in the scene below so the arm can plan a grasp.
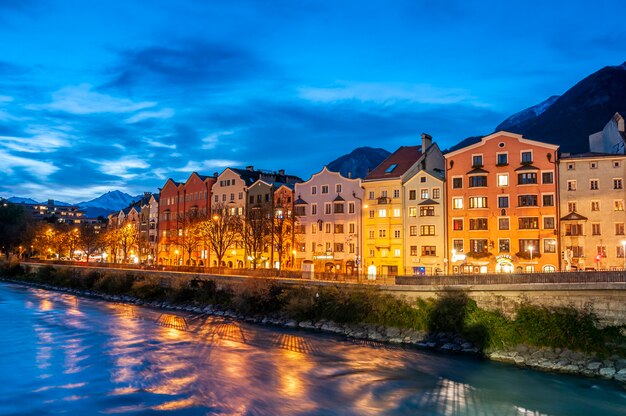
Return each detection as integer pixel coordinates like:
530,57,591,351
403,171,446,275
294,167,363,274
559,155,626,270
445,131,560,274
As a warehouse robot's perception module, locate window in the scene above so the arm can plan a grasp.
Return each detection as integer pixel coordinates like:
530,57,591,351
422,246,436,256
498,217,510,230
410,246,418,256
420,206,435,216
566,163,575,170
453,240,464,252
497,174,509,187
393,189,400,198
420,225,435,236
519,217,539,229
321,185,329,194
336,184,342,193
498,196,509,208
616,223,625,236
334,243,344,253
452,177,463,189
311,224,317,234
519,239,539,254
309,204,316,215
420,189,429,199
469,197,487,208
590,179,599,190
334,224,344,234
614,179,623,190
378,229,387,238
394,229,401,238
567,246,583,258
590,162,598,169
592,224,601,235
409,190,416,200
348,203,355,214
381,190,387,198
369,210,375,218
521,151,533,163
369,249,375,257
597,246,607,258
312,186,317,195
349,244,355,253
615,200,624,211
334,203,344,214
499,239,510,252
325,203,331,214
409,226,417,236
409,207,417,217
543,217,555,229
469,218,488,230
393,248,401,257
368,191,374,199
432,188,440,199
453,219,463,230
496,153,508,165
420,177,426,183
469,175,487,187
542,172,554,184
567,180,577,191
618,245,625,258
385,163,398,173
518,195,538,207
544,239,556,253
566,224,583,236
392,208,401,217
378,209,387,218
368,229,374,238
472,154,483,167
591,201,600,211
470,239,489,253
325,223,331,233
568,202,577,212
614,161,621,168
518,173,537,184
453,198,463,209
349,223,355,233
239,192,243,200
538,194,553,208
295,206,306,216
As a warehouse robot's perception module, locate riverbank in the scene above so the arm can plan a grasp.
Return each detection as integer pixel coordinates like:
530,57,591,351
2,262,626,384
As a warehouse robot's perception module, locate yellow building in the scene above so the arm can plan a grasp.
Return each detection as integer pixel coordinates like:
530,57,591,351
362,134,444,277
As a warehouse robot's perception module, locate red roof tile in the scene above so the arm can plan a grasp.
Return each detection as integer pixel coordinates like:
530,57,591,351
364,146,422,180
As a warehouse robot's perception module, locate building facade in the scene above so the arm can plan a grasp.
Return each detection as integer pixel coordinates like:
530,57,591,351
559,153,626,270
294,166,363,275
445,131,560,274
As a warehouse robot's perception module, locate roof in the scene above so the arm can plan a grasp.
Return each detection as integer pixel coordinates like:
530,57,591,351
365,146,422,180
333,194,345,202
560,211,588,221
445,131,559,158
514,164,540,172
466,167,489,175
560,152,626,160
294,196,308,205
418,198,439,206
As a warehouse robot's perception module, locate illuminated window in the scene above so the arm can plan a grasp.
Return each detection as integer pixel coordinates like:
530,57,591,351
453,198,463,209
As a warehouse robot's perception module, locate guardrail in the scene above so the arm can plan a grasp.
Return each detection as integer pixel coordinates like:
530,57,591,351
395,270,626,285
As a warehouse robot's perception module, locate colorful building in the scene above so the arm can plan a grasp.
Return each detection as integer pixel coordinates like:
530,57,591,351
559,153,626,270
445,131,559,274
294,166,363,275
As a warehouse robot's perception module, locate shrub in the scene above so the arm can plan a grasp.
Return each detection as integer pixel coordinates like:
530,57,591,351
132,277,168,301
93,273,135,295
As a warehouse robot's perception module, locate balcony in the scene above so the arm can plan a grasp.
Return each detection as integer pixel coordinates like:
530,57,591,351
377,197,392,205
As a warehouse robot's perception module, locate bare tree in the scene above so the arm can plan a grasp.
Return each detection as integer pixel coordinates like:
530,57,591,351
79,223,102,262
198,203,241,271
242,205,272,269
272,206,298,270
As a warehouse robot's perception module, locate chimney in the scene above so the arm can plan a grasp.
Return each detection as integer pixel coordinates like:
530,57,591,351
246,165,254,171
421,133,432,152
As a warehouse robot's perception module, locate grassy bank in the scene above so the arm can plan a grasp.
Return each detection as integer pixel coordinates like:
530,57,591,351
2,261,625,357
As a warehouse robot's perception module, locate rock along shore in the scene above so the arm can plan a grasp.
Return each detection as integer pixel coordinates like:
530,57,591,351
3,277,625,385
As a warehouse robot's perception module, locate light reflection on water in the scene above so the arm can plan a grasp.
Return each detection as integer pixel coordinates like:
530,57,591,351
0,283,625,415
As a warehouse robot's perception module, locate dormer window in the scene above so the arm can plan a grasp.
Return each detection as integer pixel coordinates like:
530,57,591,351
385,163,398,173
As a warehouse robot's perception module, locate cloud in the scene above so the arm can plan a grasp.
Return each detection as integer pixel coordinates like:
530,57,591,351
143,138,176,149
91,156,150,180
175,159,239,173
0,129,70,153
41,84,156,114
0,149,59,176
201,130,234,149
105,40,266,90
125,108,174,124
298,82,481,106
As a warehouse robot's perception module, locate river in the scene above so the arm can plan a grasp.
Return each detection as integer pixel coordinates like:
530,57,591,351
0,282,624,415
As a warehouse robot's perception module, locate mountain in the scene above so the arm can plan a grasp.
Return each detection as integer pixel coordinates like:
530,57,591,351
7,197,39,204
497,95,560,131
327,147,391,179
78,190,140,212
496,62,626,153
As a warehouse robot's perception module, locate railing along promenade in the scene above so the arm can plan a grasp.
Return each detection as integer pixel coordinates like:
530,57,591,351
19,260,626,287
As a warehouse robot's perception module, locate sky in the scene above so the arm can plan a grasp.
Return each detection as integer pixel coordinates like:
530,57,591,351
1,0,625,203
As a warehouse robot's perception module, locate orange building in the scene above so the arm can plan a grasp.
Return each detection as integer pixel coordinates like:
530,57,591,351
445,131,559,273
157,172,216,265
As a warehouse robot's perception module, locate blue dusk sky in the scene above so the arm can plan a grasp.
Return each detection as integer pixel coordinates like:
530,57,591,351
1,0,625,202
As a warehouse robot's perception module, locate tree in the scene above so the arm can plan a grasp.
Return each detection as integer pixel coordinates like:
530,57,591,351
79,223,102,262
118,224,138,263
102,227,121,263
198,203,241,271
242,205,272,269
0,201,29,258
272,206,297,270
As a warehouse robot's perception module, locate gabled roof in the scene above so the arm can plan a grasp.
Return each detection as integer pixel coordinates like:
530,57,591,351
515,164,539,171
418,198,439,206
466,167,489,174
560,211,588,221
333,194,345,202
445,131,559,158
294,196,308,205
365,146,422,180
